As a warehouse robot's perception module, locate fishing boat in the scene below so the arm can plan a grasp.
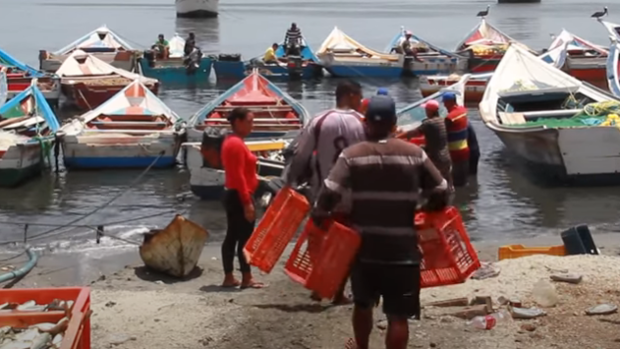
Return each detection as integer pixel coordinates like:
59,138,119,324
316,27,405,78
606,38,620,96
0,70,6,108
600,20,620,41
183,136,289,200
139,34,213,82
384,27,466,76
479,44,620,184
140,214,209,278
59,80,182,169
1,49,61,107
39,25,137,73
187,69,308,141
175,0,219,18
213,37,322,81
455,18,529,73
0,84,60,187
419,43,569,103
56,50,159,110
549,30,608,89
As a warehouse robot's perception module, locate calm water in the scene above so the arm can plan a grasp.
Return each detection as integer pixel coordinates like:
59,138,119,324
0,0,620,252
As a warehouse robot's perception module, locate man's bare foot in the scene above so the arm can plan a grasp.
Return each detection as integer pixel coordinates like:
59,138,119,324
240,279,267,289
221,275,241,288
344,337,357,349
332,294,353,306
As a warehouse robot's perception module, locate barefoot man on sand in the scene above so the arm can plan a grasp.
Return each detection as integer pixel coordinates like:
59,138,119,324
311,96,448,349
285,79,367,304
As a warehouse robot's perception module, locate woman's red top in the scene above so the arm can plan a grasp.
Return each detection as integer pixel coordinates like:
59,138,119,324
221,134,258,205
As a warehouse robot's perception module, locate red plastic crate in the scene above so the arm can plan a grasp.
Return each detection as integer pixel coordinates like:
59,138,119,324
244,186,310,273
285,220,361,299
416,207,480,288
0,287,91,349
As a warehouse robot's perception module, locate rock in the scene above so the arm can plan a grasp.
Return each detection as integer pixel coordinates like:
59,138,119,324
440,316,455,323
105,301,116,308
430,343,437,348
108,334,132,346
529,333,544,340
154,280,164,285
97,275,106,282
550,274,583,284
520,323,536,332
586,304,618,316
426,298,469,308
511,307,546,319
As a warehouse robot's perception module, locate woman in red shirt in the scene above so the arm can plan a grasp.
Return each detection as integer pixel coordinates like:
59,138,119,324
220,107,264,289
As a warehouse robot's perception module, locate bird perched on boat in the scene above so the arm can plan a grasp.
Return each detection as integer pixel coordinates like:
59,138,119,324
476,5,490,18
591,6,608,19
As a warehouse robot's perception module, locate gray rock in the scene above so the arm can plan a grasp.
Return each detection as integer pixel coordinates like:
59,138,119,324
550,274,583,284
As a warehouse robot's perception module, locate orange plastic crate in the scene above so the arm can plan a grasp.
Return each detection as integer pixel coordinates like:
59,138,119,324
498,244,566,261
285,219,360,300
244,186,310,273
0,287,91,349
416,207,480,288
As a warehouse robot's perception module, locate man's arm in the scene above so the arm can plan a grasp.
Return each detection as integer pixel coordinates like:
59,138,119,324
311,153,351,224
284,123,316,186
419,150,448,194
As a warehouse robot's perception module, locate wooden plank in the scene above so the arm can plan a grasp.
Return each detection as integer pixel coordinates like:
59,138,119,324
212,105,293,111
498,112,526,125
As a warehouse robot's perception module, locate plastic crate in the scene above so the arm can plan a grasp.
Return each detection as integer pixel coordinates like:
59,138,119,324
0,287,91,349
244,186,310,273
498,244,566,261
285,219,360,299
416,207,480,288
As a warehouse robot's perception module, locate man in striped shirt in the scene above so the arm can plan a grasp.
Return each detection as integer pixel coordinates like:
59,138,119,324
285,80,366,304
284,22,303,56
312,96,448,349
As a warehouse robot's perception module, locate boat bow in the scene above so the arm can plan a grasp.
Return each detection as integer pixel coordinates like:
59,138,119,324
53,25,135,55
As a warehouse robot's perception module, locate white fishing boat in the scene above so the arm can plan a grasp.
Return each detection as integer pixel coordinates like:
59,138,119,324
479,44,620,184
549,29,608,88
59,80,183,169
607,38,620,97
39,25,137,73
175,0,219,18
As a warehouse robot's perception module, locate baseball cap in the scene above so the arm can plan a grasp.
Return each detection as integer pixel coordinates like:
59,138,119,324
365,96,396,123
376,87,389,96
442,92,457,102
422,100,440,113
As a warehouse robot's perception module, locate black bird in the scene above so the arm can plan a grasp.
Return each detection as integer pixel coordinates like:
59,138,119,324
591,6,608,19
477,5,490,18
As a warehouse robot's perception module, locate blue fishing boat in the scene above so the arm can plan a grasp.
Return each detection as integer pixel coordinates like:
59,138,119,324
0,84,60,187
213,38,322,81
385,27,466,76
316,27,405,78
187,69,309,141
138,34,213,83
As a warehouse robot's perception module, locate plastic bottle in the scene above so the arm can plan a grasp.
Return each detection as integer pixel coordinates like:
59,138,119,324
468,310,512,330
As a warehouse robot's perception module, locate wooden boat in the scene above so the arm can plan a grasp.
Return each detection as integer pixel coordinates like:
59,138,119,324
384,27,466,76
59,79,181,169
479,44,620,184
139,214,209,278
213,36,323,81
0,84,60,187
183,137,289,200
396,74,470,147
0,70,6,108
0,49,61,107
55,50,159,110
606,38,620,97
419,43,569,103
549,30,608,89
316,27,405,78
187,69,308,141
139,33,213,83
39,25,137,73
455,18,532,73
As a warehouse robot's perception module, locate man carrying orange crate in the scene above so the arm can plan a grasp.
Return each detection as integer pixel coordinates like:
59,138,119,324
311,96,448,349
284,80,367,305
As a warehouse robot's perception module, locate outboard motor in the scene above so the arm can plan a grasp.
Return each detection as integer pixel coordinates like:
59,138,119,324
184,47,203,75
286,43,301,57
200,127,228,169
143,50,157,68
217,53,242,62
287,55,303,80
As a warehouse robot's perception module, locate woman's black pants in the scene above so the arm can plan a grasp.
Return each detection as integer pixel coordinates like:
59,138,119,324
222,190,255,274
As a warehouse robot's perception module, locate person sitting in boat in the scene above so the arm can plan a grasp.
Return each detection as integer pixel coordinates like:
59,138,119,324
284,23,302,56
392,31,423,62
263,43,279,64
152,34,170,59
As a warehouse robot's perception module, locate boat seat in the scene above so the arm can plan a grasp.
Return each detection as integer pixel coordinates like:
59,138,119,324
498,112,526,125
521,109,582,120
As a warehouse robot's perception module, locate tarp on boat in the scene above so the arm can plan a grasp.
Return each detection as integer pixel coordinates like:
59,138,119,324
53,25,135,55
385,28,461,58
70,79,179,127
168,34,185,58
455,19,532,52
549,30,608,56
317,27,399,61
55,50,157,84
0,48,45,77
0,84,60,133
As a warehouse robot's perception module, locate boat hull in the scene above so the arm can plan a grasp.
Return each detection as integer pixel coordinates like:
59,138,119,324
497,0,540,3
61,134,179,169
62,81,160,110
213,61,322,81
490,123,620,184
175,0,218,18
7,76,61,107
467,57,501,73
138,57,213,83
139,214,209,278
39,51,136,74
0,143,45,187
565,58,607,90
323,59,460,78
420,78,487,103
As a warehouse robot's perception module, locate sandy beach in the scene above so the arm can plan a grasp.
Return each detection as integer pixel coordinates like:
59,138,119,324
2,230,620,349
